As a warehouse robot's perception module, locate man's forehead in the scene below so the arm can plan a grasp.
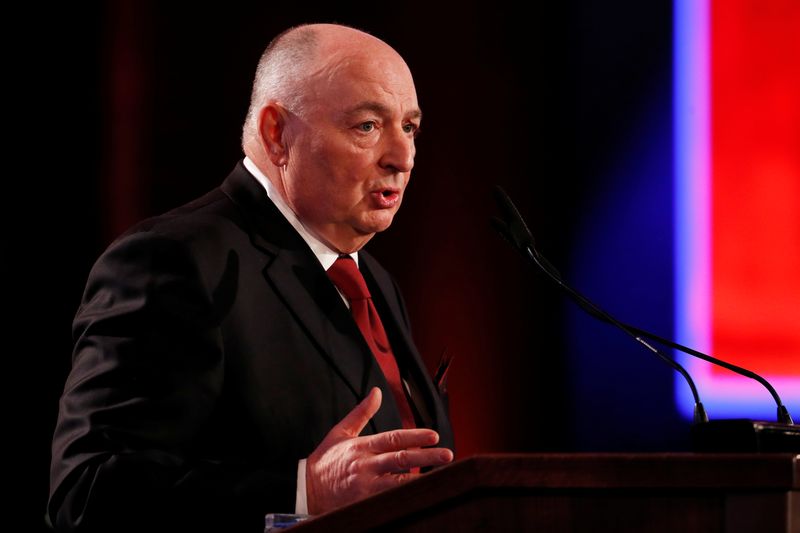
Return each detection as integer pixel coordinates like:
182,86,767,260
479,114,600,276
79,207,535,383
302,44,419,118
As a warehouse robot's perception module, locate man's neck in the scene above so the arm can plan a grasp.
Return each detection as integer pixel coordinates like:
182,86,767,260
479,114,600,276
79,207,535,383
242,156,358,270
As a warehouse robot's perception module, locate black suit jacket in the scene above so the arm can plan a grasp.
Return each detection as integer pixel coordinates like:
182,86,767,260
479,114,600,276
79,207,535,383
48,162,453,532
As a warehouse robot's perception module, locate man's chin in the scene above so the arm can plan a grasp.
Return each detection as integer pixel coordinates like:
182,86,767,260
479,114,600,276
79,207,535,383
362,210,398,233
321,215,396,252
359,221,393,237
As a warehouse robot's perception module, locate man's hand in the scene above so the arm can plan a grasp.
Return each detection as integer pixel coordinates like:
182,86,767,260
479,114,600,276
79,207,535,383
305,387,454,515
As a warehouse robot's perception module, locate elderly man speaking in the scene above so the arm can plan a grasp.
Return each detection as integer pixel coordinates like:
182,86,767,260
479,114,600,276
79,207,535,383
48,23,454,532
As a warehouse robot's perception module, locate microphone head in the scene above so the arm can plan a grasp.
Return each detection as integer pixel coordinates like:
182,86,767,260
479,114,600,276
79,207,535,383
490,216,515,247
492,185,535,253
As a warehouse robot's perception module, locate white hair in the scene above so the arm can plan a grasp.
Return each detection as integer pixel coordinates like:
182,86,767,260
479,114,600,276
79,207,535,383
241,25,319,149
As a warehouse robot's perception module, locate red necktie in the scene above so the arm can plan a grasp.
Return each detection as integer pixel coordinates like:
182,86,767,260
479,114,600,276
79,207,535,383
327,257,417,430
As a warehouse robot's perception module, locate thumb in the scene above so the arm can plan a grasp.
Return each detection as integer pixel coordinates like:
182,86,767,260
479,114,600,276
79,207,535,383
335,387,382,438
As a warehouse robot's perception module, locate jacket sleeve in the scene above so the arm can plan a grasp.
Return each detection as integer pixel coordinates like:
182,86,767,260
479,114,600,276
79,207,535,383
48,231,295,533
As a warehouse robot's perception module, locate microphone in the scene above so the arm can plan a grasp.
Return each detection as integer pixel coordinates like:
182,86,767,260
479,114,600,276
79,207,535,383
490,185,707,425
491,185,799,442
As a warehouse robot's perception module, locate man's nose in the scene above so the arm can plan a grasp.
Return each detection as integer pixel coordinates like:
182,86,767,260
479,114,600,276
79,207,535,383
379,128,415,173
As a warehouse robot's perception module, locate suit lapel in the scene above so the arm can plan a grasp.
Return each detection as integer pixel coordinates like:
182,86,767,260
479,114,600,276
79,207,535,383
263,253,404,434
220,163,402,434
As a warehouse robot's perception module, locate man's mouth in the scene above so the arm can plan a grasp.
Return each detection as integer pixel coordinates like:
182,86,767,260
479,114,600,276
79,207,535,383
370,188,401,208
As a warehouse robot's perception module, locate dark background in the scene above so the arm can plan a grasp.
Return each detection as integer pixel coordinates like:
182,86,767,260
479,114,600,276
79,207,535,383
17,1,687,529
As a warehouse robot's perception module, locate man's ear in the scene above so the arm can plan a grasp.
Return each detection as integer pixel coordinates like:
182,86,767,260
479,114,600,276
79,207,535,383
258,103,288,166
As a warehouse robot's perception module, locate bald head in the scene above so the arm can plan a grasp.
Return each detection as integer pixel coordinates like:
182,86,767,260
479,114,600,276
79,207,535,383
241,24,409,149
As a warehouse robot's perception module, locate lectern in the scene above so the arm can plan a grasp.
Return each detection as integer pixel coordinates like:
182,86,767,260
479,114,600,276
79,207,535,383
291,454,799,532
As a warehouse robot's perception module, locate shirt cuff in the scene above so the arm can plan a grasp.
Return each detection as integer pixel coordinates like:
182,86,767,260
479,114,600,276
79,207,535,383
295,459,309,515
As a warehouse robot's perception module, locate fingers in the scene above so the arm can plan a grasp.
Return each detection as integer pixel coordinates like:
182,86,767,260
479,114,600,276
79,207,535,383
335,387,383,438
361,428,440,454
307,388,455,516
362,447,454,475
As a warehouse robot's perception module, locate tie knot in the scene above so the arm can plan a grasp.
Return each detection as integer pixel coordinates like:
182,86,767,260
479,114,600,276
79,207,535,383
327,257,370,300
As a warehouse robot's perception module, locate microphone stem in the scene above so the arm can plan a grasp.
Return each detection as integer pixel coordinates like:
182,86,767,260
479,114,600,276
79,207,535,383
524,246,709,423
492,184,793,426
618,323,793,424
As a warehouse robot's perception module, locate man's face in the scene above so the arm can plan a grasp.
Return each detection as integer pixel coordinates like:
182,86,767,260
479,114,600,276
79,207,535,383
281,49,420,253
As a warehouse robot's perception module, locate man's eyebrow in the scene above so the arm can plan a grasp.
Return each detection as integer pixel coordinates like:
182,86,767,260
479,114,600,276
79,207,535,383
343,101,423,121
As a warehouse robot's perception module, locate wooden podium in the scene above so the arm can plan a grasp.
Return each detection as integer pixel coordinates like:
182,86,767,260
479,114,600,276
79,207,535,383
292,453,799,532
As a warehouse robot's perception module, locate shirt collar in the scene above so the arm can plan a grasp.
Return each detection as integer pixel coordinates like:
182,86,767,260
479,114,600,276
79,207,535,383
243,157,358,270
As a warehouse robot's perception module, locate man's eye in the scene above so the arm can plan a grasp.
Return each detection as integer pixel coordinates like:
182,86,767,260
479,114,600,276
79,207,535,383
358,122,375,132
403,123,419,135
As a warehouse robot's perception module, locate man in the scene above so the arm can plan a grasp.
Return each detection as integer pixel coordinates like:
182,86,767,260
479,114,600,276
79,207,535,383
48,23,454,532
